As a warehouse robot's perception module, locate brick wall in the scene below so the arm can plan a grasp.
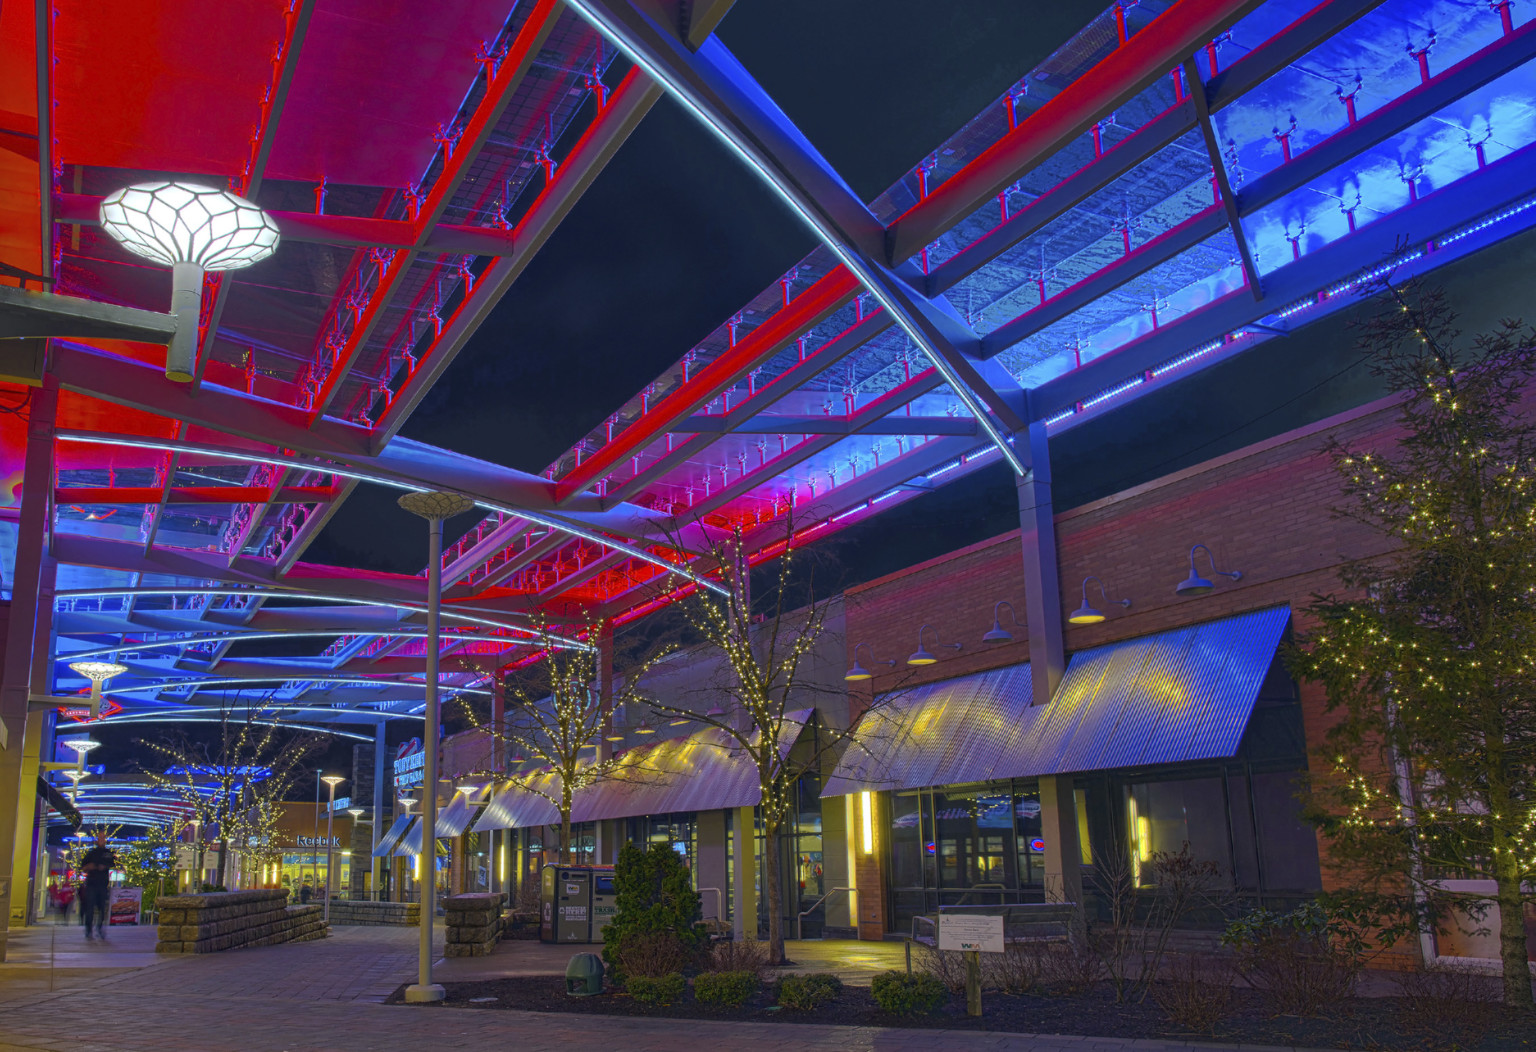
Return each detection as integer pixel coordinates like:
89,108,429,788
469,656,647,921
842,390,1425,915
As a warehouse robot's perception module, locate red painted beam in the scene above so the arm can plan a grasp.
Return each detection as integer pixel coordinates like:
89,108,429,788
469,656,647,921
57,486,335,505
886,0,1262,263
307,0,563,419
555,266,861,501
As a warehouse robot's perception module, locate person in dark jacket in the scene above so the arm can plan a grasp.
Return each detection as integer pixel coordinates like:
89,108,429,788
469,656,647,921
79,831,116,939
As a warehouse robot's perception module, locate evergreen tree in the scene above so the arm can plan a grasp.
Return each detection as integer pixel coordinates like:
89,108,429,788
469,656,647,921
1290,279,1536,1007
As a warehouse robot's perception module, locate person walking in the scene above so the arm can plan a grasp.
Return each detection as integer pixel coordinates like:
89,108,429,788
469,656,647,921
79,831,117,940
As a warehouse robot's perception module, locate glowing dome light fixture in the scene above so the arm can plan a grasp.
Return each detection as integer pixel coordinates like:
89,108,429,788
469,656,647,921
844,642,896,682
66,661,128,718
907,624,962,666
99,182,280,382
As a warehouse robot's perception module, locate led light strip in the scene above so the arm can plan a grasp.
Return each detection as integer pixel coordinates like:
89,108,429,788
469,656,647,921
561,0,1027,476
59,626,587,661
53,431,727,596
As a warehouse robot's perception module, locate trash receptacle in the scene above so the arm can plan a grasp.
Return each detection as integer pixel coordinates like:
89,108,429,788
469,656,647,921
566,952,604,996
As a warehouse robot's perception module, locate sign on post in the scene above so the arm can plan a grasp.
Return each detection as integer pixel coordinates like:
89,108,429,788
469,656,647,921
937,913,1004,953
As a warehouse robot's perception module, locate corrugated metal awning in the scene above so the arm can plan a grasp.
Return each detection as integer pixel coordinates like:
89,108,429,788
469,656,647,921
475,709,813,831
436,791,484,838
374,813,414,857
823,606,1289,796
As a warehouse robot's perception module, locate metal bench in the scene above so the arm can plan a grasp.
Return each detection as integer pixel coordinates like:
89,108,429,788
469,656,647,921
911,902,1079,947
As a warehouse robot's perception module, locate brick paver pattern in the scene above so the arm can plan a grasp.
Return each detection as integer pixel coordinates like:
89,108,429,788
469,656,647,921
0,926,1327,1052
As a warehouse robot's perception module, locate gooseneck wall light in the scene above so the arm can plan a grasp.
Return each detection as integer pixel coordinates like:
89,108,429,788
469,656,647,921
844,643,896,682
982,600,1024,643
1175,544,1243,597
907,624,962,666
66,661,128,718
1069,576,1132,625
99,182,280,381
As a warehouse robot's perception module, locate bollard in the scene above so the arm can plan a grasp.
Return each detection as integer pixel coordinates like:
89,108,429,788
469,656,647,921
965,950,981,1017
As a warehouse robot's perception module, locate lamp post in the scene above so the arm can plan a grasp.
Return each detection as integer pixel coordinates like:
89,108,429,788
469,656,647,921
66,662,127,719
321,775,345,923
347,808,364,899
98,182,279,381
310,769,323,895
397,490,475,1003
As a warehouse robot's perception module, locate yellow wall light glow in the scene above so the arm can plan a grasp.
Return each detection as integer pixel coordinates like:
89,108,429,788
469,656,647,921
860,791,875,854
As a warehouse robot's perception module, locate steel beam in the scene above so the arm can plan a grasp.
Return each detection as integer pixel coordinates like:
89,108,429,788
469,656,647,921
886,0,1263,263
192,0,317,387
558,268,860,498
1235,18,1536,218
980,204,1226,358
0,379,55,960
0,284,176,342
564,0,1029,471
673,414,980,436
1185,57,1260,297
1032,132,1536,420
604,308,893,504
309,0,563,418
371,67,666,444
56,485,336,505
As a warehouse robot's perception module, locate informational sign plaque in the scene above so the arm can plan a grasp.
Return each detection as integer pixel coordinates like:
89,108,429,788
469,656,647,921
937,913,1004,953
109,887,142,926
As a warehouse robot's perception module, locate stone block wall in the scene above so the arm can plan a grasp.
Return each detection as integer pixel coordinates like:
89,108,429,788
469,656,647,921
326,899,419,926
443,892,503,957
154,890,327,954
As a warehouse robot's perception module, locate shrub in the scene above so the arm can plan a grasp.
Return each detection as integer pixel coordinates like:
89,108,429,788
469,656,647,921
987,943,1048,994
917,947,969,994
1222,901,1368,1016
1152,953,1235,1033
705,937,770,977
871,970,947,1015
694,969,759,1006
1036,940,1103,996
615,931,694,980
774,972,842,1010
625,972,687,1005
602,842,704,984
1393,966,1500,1041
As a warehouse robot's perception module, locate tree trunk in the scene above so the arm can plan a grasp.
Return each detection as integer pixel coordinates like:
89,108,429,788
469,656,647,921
1493,844,1534,1008
764,815,785,965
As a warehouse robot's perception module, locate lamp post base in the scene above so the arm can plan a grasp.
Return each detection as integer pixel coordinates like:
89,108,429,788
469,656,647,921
403,983,446,1003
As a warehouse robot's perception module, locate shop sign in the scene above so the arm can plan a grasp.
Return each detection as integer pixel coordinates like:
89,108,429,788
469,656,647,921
328,796,351,813
394,739,425,789
296,835,341,848
938,914,1004,954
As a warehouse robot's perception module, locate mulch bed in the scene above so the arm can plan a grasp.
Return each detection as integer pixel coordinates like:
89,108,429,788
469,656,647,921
388,974,1533,1050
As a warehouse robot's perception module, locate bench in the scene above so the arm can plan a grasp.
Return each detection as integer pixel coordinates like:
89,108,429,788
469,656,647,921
911,902,1079,948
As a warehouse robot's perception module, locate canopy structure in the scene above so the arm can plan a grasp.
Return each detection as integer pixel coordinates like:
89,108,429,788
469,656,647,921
372,812,414,858
2,0,1533,738
822,606,1289,795
475,708,811,830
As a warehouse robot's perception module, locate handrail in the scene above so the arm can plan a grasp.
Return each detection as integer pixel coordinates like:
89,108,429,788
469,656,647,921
697,886,724,924
797,886,855,941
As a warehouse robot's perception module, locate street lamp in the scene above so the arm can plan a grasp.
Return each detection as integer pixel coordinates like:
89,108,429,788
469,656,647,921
321,774,345,923
397,490,475,1004
66,662,127,718
98,182,280,381
347,807,364,898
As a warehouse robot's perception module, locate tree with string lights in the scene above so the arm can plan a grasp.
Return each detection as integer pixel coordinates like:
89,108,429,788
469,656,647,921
464,614,674,865
644,518,859,966
137,712,322,889
1290,277,1536,1007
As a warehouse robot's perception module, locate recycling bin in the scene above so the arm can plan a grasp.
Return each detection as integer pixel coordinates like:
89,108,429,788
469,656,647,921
539,864,615,943
591,871,617,941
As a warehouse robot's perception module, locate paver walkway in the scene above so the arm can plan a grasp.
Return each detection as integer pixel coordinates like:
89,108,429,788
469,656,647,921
0,924,1332,1052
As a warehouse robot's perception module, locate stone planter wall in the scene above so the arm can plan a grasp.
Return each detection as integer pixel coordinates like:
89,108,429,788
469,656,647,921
154,890,327,954
443,892,504,957
326,899,420,926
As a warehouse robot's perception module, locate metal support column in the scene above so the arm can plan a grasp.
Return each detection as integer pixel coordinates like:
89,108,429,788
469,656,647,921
372,721,386,900
732,804,757,940
0,379,56,960
1014,420,1083,912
